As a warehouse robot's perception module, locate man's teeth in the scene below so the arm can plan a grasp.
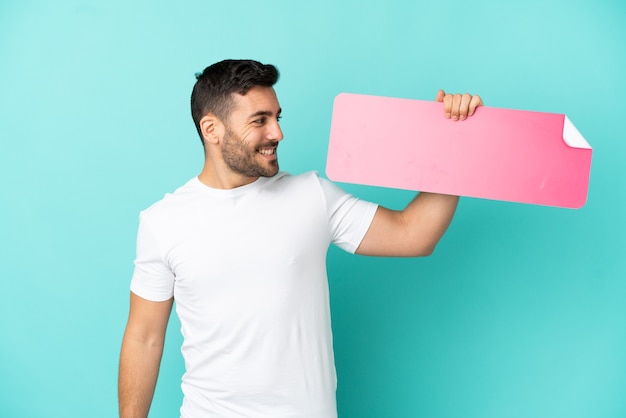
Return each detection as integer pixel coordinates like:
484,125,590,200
258,148,275,155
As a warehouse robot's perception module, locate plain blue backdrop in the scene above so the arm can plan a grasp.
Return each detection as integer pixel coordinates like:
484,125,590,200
1,1,624,417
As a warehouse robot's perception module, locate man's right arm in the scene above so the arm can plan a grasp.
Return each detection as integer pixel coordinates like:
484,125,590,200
119,292,174,418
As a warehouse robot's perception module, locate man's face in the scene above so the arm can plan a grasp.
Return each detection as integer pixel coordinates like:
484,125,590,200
220,86,284,179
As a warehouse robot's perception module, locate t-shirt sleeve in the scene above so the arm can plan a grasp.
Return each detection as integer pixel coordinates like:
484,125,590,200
129,213,175,301
318,175,378,254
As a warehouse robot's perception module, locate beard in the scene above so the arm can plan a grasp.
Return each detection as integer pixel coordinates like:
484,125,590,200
221,126,280,178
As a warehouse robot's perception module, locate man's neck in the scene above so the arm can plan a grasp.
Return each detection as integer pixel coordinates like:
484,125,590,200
198,164,259,190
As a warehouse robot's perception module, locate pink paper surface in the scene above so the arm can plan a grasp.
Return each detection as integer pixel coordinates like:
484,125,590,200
326,93,592,208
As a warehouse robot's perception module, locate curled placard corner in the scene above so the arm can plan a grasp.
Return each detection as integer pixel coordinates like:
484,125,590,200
563,116,591,149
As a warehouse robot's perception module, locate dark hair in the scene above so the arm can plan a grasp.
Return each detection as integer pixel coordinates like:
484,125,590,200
191,59,279,144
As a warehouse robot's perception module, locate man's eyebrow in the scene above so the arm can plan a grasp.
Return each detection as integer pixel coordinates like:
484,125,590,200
248,108,282,118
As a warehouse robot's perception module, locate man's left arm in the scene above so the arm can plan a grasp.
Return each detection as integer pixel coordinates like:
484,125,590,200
356,90,483,257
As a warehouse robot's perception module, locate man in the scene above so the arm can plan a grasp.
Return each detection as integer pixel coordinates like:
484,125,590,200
118,59,482,418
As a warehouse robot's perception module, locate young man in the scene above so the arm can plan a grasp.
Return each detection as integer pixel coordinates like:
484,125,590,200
119,59,482,418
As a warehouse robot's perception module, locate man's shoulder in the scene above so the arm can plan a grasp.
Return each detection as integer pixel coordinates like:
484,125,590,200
268,170,326,188
139,177,200,219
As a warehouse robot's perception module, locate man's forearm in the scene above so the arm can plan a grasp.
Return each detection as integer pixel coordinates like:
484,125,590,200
118,336,165,418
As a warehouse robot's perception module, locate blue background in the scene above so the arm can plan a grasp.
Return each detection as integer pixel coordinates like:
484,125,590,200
1,1,624,417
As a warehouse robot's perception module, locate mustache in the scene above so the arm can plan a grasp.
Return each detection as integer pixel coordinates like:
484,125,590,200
255,141,279,149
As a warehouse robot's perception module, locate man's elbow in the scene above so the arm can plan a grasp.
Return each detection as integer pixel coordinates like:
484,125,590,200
415,244,436,257
404,241,437,258
413,232,448,257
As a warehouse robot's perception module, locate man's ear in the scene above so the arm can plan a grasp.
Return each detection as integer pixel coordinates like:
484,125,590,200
199,113,224,145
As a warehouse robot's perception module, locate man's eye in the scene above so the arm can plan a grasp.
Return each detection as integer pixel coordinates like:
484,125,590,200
254,118,266,124
277,115,282,122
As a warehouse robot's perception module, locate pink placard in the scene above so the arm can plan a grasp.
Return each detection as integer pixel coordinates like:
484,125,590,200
326,93,592,208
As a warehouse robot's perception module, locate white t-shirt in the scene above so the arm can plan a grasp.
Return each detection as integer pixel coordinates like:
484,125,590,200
130,171,378,418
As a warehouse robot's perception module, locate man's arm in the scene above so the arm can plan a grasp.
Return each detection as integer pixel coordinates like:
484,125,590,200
119,292,173,418
356,90,482,257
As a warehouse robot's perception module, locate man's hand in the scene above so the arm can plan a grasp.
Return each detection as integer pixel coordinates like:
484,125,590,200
435,90,483,121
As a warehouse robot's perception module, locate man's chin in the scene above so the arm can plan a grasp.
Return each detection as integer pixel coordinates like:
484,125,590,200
261,167,280,177
260,161,279,177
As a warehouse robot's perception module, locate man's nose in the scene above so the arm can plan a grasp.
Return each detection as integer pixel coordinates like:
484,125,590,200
268,120,284,142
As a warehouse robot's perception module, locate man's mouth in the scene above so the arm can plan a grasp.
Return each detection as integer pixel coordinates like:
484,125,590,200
257,145,277,156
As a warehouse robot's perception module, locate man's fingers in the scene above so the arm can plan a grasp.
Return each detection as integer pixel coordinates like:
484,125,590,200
468,95,483,116
438,90,483,120
443,94,453,119
459,93,472,120
451,94,462,121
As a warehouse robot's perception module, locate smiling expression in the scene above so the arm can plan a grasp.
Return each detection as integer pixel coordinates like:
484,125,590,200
220,86,284,179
